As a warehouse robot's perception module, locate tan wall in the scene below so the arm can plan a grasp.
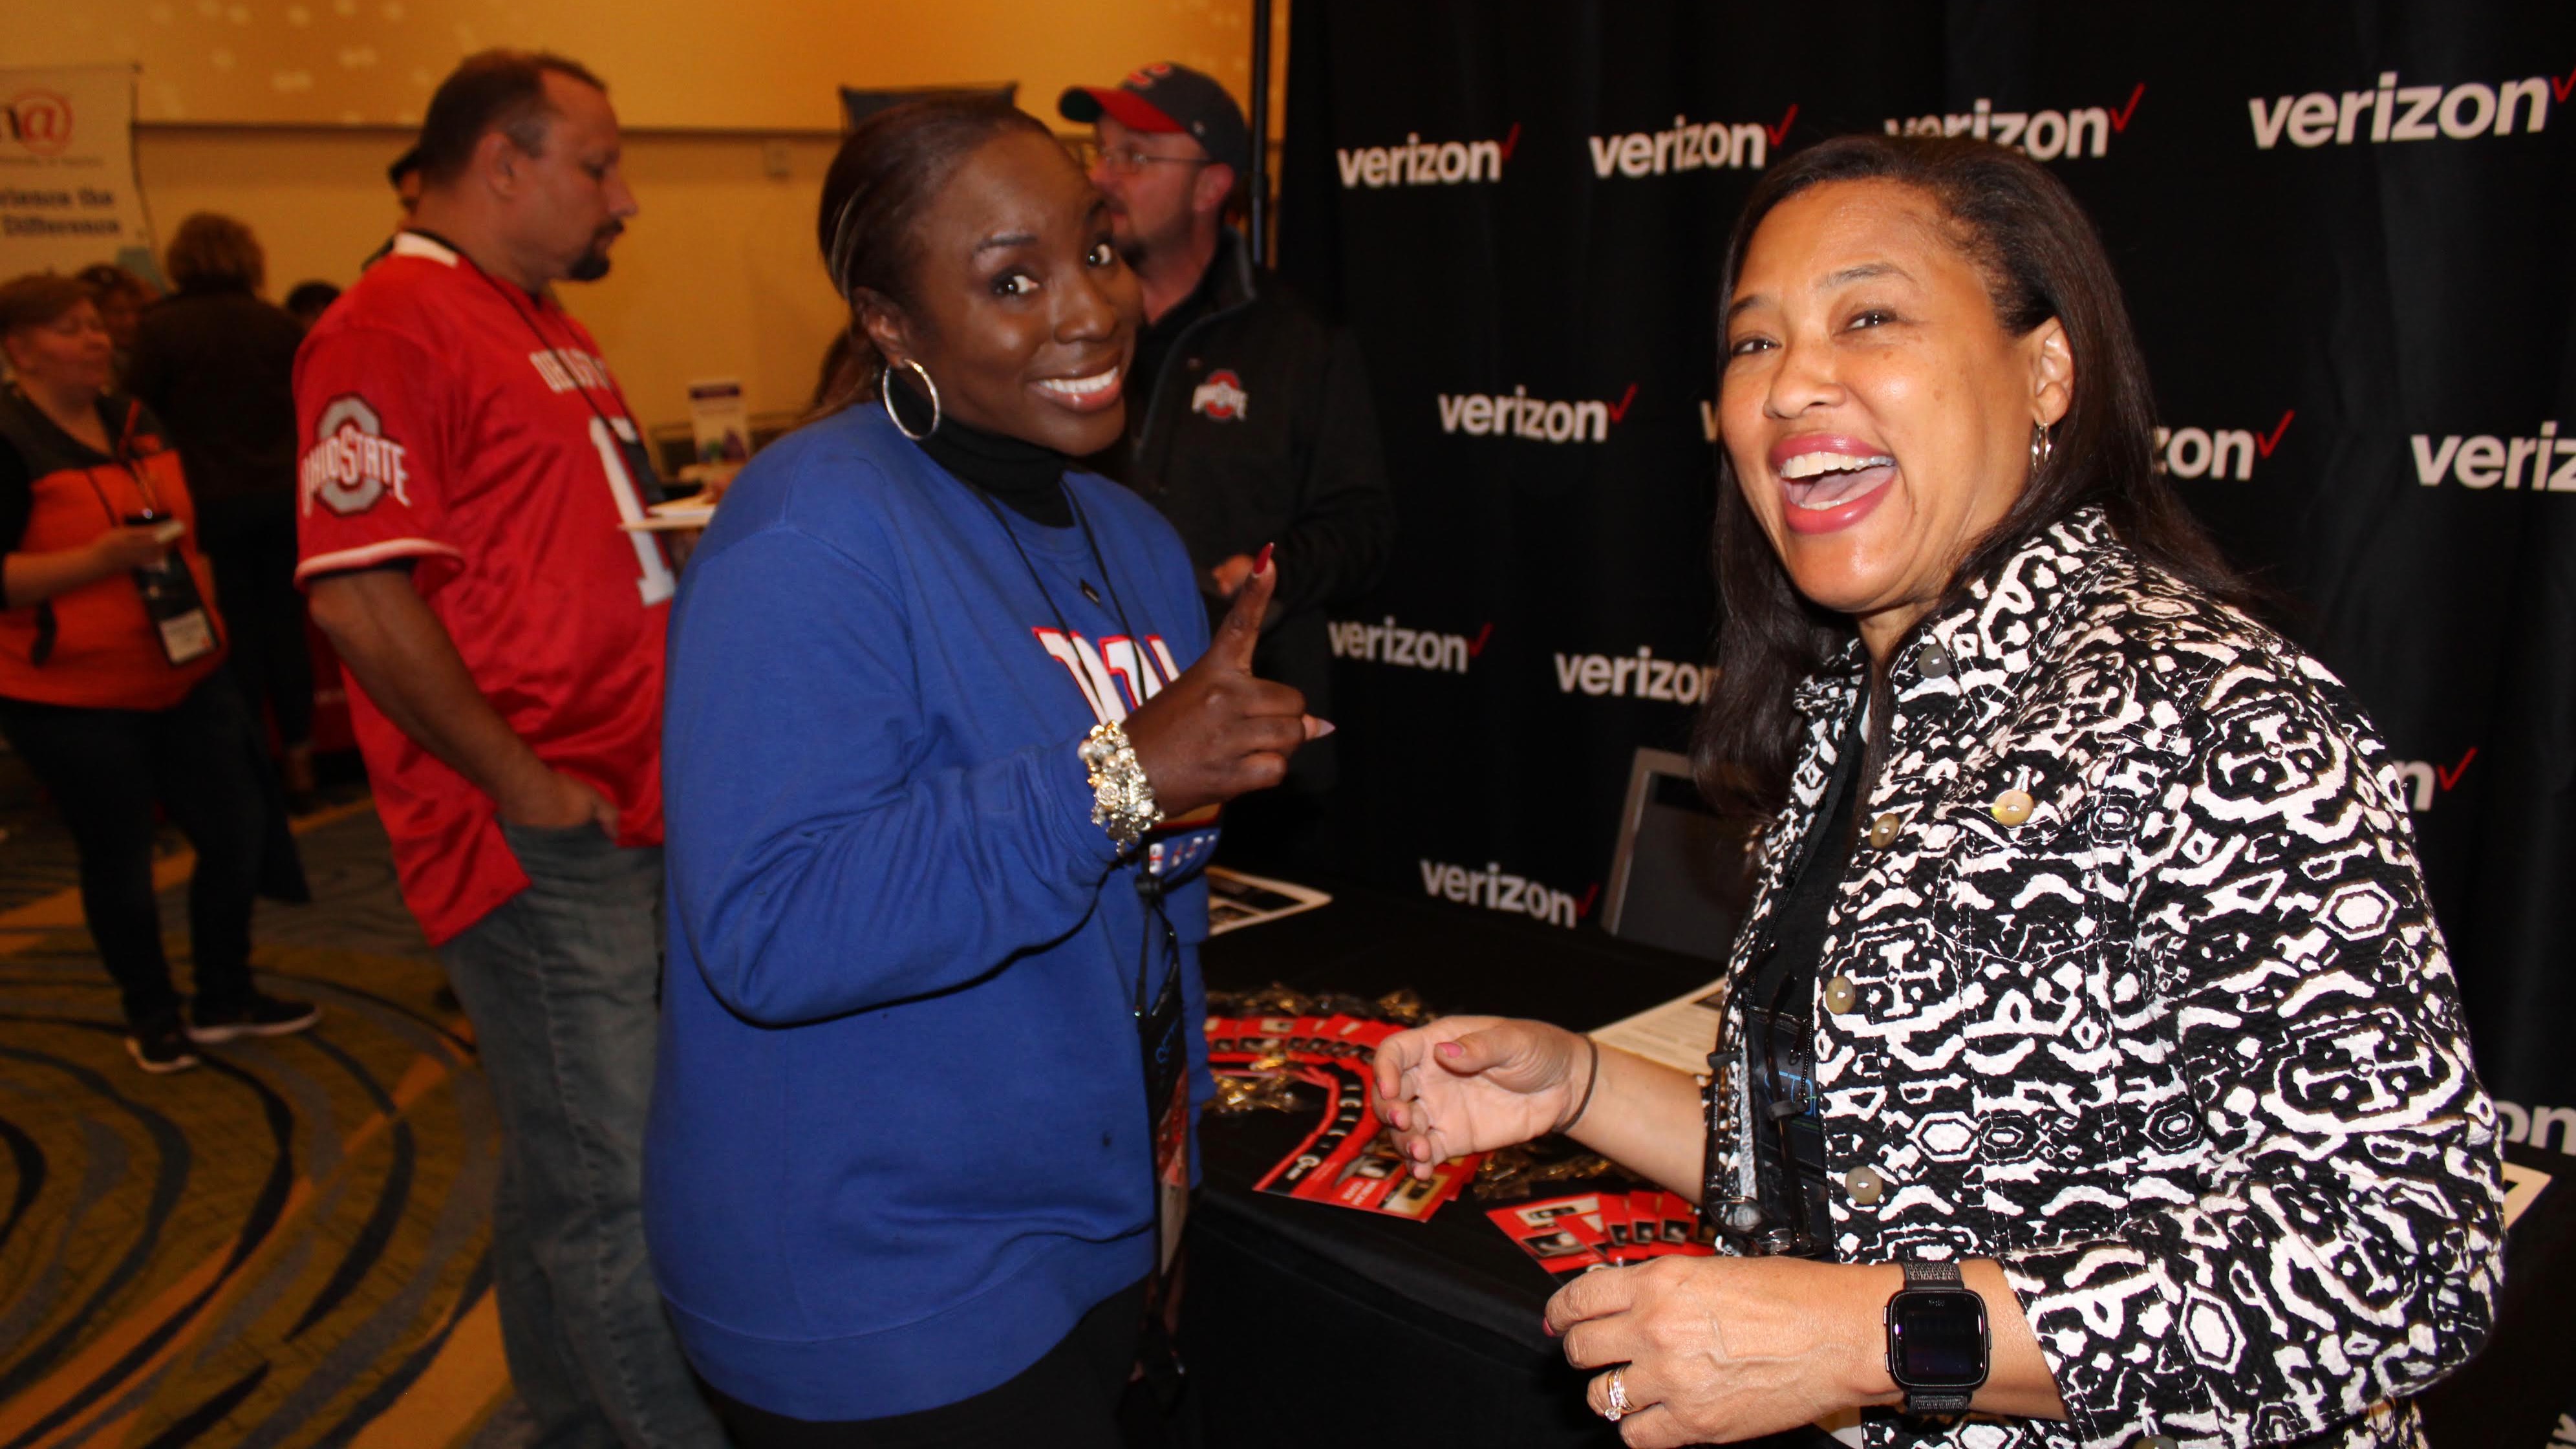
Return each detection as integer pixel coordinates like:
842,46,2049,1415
138,125,855,430
28,0,1291,428
9,0,1287,132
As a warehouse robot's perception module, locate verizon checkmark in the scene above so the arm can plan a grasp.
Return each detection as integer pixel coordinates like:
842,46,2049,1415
2436,747,2476,791
2552,63,2576,104
2255,410,2296,457
1468,622,1495,658
1497,122,1524,161
2109,83,2147,133
1576,883,1601,918
1606,383,1639,423
1765,103,1799,147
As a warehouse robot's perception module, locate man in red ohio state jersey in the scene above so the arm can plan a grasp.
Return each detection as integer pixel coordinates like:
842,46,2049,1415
294,51,719,1448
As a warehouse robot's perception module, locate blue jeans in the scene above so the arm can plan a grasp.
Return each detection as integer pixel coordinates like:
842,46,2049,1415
439,822,722,1449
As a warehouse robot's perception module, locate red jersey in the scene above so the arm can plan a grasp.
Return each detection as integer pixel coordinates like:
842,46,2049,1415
294,231,676,945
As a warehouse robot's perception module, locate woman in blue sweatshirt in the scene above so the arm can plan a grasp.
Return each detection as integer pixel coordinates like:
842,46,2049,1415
648,98,1321,1444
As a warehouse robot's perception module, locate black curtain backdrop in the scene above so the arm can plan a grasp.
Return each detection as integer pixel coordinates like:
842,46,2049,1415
1281,0,2575,1200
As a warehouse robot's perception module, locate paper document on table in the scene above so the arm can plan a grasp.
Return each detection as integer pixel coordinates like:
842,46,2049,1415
1205,867,1333,934
1589,977,1730,1075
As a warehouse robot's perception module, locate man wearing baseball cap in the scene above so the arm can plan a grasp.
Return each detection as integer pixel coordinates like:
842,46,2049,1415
1061,62,1394,869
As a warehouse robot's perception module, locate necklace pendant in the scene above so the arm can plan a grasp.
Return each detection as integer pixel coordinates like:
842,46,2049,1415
1079,579,1103,605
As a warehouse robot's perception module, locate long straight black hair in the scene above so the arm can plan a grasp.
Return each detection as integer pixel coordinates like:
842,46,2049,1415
1691,134,2248,822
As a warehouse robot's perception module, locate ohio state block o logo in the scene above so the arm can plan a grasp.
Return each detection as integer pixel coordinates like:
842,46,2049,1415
1192,369,1249,422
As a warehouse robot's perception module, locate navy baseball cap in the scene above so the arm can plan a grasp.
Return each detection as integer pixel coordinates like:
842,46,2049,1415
1059,62,1250,175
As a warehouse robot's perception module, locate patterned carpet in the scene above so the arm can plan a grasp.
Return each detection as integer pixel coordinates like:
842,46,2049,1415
0,800,528,1449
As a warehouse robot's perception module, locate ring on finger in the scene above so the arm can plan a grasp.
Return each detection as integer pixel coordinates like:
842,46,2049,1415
1602,1367,1635,1422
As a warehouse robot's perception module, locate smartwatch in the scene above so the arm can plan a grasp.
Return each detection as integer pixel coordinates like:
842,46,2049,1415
1884,1260,1990,1415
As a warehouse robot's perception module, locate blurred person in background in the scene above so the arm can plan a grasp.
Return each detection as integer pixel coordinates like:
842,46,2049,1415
75,263,156,384
361,145,427,270
0,273,315,1075
295,50,718,1448
1060,63,1393,872
284,281,341,330
129,213,321,808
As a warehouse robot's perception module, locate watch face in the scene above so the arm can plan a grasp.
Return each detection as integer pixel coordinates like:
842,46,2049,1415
1890,1289,1989,1389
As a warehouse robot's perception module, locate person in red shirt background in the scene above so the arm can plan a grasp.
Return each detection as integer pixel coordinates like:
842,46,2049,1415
294,51,718,1448
0,273,316,1074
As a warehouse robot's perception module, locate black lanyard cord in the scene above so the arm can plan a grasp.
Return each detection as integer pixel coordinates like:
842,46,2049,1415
442,237,656,483
963,473,1176,1020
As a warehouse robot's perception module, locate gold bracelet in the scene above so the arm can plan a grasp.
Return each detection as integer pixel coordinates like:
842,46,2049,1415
1077,720,1163,850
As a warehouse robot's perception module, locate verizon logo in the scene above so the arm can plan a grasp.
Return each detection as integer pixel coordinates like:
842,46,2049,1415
1884,84,2145,160
2250,70,2559,149
1418,859,1594,930
1336,125,1519,188
1553,646,1712,705
2411,422,2575,491
1587,106,1793,178
1327,616,1488,674
2388,747,2474,813
2152,411,2295,481
2498,1099,2576,1155
1438,383,1637,445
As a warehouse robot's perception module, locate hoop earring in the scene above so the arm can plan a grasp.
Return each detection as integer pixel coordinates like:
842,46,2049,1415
882,358,941,441
2030,421,2054,469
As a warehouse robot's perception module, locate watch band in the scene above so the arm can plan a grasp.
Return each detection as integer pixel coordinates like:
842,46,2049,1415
1896,1260,1975,1416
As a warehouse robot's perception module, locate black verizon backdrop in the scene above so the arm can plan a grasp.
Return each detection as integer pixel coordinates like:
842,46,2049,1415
1276,3,2576,1163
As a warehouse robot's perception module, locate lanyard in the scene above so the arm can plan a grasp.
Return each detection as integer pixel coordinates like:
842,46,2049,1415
437,233,657,479
89,398,164,522
8,387,162,524
964,477,1180,1021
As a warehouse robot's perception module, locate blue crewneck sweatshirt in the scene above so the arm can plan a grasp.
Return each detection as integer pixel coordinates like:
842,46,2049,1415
646,406,1214,1420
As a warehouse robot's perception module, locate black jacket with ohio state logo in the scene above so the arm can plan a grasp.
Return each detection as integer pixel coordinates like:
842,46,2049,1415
1703,508,2502,1449
1088,229,1395,786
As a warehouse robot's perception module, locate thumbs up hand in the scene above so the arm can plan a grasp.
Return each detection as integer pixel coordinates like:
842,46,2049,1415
1124,546,1332,819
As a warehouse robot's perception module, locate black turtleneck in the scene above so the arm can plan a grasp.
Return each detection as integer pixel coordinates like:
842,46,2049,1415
901,378,1071,527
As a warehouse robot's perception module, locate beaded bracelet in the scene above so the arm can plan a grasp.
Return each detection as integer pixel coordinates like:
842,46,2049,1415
1078,720,1163,850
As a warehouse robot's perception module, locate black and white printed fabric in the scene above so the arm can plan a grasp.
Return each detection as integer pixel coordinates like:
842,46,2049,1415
1701,509,2506,1449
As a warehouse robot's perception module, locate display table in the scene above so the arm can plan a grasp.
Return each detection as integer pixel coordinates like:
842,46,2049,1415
1184,879,2576,1449
1186,878,1715,1448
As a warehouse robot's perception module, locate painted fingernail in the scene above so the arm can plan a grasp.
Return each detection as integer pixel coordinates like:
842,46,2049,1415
1311,717,1337,738
1437,1042,1463,1060
1254,542,1274,575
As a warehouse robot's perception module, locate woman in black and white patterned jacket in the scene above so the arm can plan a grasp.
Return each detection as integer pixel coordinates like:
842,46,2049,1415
1373,135,2503,1449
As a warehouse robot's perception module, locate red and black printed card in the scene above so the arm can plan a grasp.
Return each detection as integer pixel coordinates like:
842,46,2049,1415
1208,1013,1479,1223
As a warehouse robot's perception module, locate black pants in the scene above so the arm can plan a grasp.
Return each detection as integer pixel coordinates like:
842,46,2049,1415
704,1280,1165,1449
202,493,314,749
0,676,268,1027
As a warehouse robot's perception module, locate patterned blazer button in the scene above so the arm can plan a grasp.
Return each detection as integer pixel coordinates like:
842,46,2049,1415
1844,1165,1885,1205
2133,1438,2180,1449
1914,641,1953,678
1990,789,2034,826
1867,812,1901,848
1823,975,1857,1014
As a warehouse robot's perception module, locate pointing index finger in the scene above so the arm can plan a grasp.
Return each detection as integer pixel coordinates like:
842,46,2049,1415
1210,545,1276,672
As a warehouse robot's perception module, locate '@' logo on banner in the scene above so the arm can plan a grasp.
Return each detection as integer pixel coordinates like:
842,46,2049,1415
3,91,74,156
